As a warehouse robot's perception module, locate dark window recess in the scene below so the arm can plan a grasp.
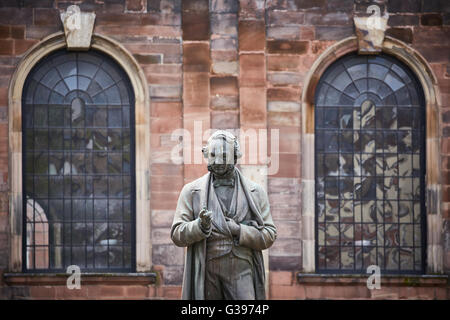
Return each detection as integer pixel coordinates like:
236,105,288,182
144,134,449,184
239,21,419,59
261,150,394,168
314,54,426,274
22,49,136,272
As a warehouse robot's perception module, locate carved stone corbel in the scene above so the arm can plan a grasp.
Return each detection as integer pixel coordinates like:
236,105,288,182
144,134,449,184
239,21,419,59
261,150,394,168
60,5,96,50
353,5,389,54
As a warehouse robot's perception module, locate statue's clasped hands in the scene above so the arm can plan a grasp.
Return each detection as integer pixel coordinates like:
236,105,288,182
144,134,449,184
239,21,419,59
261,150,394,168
225,217,240,238
199,207,240,238
199,207,212,231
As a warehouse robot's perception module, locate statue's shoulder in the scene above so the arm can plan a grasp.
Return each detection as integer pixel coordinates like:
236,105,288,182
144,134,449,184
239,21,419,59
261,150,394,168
181,173,209,192
240,174,265,194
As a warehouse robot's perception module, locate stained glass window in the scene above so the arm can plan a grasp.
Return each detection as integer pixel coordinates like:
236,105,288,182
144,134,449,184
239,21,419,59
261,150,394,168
315,54,425,274
22,49,135,272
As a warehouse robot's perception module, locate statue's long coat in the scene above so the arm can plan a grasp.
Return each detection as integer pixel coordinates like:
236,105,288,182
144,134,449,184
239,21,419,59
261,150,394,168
170,169,277,300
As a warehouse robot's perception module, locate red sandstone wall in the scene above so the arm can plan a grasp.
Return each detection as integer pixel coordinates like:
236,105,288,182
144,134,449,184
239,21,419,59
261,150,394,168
0,0,448,300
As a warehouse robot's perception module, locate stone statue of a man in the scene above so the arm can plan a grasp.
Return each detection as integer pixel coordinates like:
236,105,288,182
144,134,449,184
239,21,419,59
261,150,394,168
171,130,277,300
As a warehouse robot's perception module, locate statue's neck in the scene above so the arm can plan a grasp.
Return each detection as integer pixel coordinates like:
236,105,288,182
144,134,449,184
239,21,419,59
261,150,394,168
212,168,236,181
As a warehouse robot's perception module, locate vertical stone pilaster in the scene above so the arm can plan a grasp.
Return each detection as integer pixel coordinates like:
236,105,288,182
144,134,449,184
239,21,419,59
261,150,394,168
182,0,211,183
238,0,269,297
210,0,240,133
264,0,304,277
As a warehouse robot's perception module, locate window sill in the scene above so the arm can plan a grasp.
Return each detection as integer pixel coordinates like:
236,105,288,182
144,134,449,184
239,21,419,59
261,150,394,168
3,272,157,286
296,273,449,287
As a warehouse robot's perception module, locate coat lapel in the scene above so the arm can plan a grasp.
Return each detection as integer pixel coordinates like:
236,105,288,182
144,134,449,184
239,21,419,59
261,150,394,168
233,171,249,223
235,168,264,227
191,172,210,219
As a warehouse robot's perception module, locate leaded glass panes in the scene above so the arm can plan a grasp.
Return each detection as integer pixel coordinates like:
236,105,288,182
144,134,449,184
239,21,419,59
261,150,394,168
22,49,135,272
315,54,425,274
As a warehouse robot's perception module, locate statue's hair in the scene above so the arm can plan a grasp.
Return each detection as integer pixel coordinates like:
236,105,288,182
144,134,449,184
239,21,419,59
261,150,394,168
202,130,242,160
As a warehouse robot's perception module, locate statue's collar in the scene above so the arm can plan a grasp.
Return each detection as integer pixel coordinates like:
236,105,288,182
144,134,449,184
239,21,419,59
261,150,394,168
212,169,236,187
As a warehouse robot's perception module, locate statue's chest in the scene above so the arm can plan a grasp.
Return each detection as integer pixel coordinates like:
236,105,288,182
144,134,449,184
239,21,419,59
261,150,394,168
214,186,234,215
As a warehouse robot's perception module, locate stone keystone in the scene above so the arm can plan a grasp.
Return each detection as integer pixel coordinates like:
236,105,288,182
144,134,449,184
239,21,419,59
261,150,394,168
60,5,96,50
353,5,389,54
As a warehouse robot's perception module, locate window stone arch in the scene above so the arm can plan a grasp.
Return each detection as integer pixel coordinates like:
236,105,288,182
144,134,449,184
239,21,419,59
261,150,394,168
314,52,426,273
301,36,443,274
8,32,151,272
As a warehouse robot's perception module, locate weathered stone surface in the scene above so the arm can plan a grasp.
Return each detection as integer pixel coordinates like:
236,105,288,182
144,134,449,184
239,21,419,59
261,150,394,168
354,10,389,53
0,7,33,25
211,95,239,109
267,87,302,101
133,54,162,64
210,0,239,13
151,210,175,228
267,0,326,10
421,14,443,26
182,11,210,41
60,5,96,50
304,12,351,26
386,27,413,44
443,13,450,25
388,14,419,26
315,26,353,40
24,25,61,40
149,85,182,99
162,265,184,285
183,72,210,107
240,86,266,127
422,0,450,13
267,55,301,71
414,28,450,45
326,0,354,12
153,244,184,265
210,111,239,129
10,26,24,39
211,38,237,50
210,76,238,96
267,10,304,26
269,238,302,257
0,26,9,39
211,13,238,36
240,54,266,87
268,177,301,195
239,20,265,52
239,0,265,20
268,101,301,112
182,0,209,41
0,39,13,55
212,60,239,75
267,40,309,54
183,43,210,72
14,39,37,55
211,50,238,62
126,0,146,12
267,72,304,86
387,0,421,13
152,227,173,245
268,111,300,127
267,26,302,40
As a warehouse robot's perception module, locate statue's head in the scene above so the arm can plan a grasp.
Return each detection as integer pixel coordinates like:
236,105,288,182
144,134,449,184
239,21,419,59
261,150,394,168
202,130,242,178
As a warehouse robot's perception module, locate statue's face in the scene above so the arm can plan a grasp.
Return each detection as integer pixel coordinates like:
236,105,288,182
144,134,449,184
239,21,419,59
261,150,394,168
206,138,235,177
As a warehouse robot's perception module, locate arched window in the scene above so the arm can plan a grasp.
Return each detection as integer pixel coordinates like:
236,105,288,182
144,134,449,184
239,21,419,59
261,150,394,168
314,53,426,274
22,49,135,272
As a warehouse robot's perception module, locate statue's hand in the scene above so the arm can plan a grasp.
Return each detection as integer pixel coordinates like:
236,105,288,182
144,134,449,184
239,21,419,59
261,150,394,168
199,207,212,231
226,218,241,238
